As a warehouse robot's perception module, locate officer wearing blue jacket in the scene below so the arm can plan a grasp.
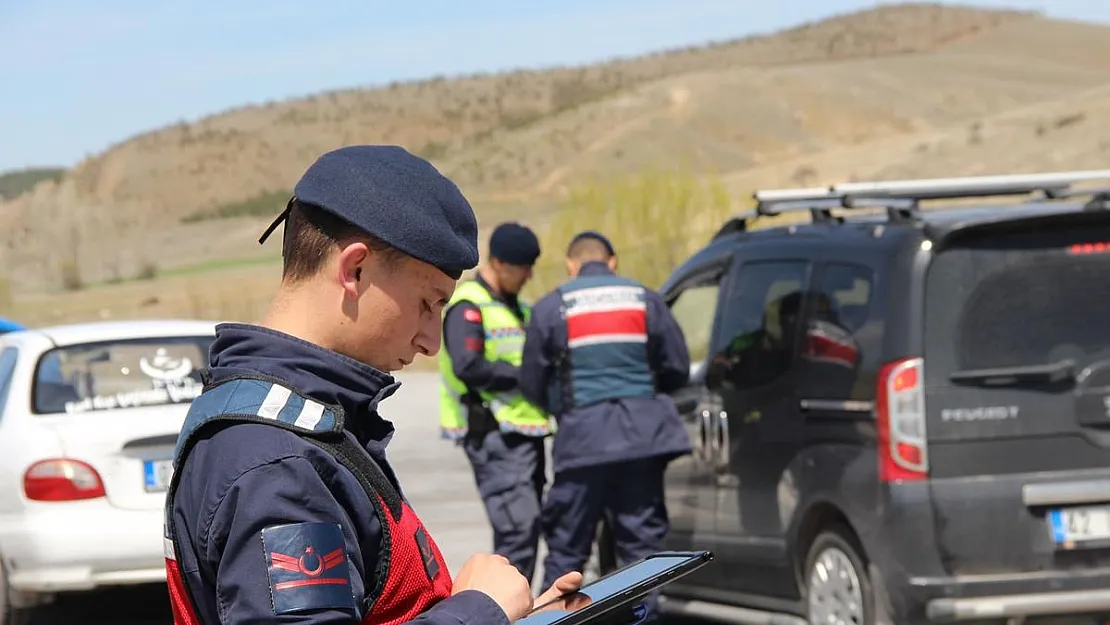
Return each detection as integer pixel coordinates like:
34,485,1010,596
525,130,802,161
164,145,582,625
520,231,692,620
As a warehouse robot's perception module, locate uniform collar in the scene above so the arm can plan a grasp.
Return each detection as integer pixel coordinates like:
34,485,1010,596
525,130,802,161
475,273,523,315
578,261,614,277
205,322,399,446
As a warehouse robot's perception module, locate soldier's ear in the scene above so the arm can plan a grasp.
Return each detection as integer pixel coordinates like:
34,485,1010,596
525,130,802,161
336,241,371,298
608,255,618,272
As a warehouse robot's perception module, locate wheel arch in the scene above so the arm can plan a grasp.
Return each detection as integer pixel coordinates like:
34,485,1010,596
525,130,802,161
790,500,866,591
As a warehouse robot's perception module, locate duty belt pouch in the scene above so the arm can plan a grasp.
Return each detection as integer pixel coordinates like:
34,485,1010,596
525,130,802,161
462,390,498,449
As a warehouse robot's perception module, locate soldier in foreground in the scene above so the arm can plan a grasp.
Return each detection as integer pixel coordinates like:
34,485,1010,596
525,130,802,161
162,145,582,625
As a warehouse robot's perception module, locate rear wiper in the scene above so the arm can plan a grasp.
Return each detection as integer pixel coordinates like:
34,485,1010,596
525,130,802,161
949,359,1076,386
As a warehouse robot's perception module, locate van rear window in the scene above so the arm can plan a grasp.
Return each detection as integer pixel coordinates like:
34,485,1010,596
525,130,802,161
924,221,1110,382
34,336,214,414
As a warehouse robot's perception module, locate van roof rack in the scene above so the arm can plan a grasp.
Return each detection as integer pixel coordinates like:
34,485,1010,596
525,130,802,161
749,169,1110,224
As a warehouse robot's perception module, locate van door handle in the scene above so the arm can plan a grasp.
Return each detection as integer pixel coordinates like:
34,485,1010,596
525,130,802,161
714,410,730,473
697,408,715,465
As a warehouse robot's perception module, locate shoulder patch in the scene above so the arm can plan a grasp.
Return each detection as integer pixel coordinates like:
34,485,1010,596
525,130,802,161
463,307,483,323
414,525,441,582
261,522,356,615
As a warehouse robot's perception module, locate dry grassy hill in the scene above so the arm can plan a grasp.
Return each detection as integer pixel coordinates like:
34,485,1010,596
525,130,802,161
6,2,1110,330
23,3,1028,211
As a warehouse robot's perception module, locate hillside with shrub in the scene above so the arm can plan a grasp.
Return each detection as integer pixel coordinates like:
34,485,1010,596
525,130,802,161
6,3,1110,332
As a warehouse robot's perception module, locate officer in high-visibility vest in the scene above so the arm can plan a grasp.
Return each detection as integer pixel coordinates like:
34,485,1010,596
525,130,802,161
439,222,553,583
163,146,583,625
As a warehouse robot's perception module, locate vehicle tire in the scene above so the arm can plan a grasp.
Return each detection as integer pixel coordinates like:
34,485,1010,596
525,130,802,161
804,525,875,625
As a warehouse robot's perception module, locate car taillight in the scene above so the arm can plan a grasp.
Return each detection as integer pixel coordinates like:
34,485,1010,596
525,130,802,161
876,357,929,482
23,459,106,502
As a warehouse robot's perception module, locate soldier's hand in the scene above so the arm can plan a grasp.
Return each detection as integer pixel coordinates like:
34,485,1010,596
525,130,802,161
452,553,533,621
531,572,588,614
535,571,584,607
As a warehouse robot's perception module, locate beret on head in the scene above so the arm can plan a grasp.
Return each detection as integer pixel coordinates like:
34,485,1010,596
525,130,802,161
260,145,479,279
488,222,541,266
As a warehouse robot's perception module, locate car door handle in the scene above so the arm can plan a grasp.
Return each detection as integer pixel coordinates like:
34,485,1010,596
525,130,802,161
714,409,730,473
696,408,714,465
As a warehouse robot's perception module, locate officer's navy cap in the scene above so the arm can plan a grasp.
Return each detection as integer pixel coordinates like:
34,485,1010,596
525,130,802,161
489,222,541,266
258,145,480,280
567,230,616,256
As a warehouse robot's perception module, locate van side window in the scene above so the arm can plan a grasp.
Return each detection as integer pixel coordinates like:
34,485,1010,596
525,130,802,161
0,347,19,417
799,262,878,402
709,261,809,390
667,278,723,365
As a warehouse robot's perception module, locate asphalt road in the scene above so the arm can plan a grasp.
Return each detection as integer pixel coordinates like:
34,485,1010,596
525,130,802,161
23,372,566,624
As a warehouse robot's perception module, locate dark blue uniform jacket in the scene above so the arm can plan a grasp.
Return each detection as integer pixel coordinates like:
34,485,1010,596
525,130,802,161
171,323,509,625
519,263,693,474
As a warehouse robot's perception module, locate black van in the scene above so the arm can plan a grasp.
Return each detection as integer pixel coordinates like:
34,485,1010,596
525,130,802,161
655,171,1110,625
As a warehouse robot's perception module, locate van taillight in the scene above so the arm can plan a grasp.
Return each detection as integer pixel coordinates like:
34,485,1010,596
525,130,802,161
23,459,106,502
876,357,929,482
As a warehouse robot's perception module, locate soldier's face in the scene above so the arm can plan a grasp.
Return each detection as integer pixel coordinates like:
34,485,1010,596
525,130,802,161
335,243,455,372
376,257,454,371
493,260,533,295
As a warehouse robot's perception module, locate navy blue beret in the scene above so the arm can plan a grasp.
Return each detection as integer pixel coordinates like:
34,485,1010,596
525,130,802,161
567,230,615,256
489,222,541,266
259,145,479,279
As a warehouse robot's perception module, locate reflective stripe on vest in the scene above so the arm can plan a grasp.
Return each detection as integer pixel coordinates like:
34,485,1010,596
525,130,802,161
556,275,656,410
163,375,452,625
438,280,552,439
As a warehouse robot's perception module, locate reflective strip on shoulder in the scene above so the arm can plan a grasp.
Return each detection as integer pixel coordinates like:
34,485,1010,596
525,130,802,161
186,378,341,433
175,377,345,465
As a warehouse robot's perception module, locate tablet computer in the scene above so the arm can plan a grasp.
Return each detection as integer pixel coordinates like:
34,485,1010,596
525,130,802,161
518,550,713,625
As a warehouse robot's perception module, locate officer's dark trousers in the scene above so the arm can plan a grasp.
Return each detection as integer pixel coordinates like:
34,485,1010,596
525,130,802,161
463,431,546,581
541,457,669,618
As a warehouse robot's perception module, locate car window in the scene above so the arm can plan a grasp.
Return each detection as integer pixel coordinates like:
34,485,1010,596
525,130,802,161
925,221,1110,383
798,262,880,402
0,347,18,416
34,336,214,415
709,260,810,390
667,278,723,364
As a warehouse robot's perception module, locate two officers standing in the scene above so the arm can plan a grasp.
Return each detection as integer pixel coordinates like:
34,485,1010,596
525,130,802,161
439,225,693,617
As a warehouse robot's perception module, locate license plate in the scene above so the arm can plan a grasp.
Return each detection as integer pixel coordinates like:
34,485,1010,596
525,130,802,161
143,459,173,492
1049,505,1110,545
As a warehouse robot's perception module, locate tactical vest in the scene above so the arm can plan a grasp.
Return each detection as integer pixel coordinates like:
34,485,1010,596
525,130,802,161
438,280,552,439
163,374,452,625
551,274,656,413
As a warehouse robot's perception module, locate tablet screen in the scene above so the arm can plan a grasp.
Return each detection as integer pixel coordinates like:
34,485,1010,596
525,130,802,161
521,552,710,625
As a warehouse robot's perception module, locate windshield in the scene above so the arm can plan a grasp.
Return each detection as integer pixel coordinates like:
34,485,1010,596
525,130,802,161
34,336,214,414
924,220,1110,385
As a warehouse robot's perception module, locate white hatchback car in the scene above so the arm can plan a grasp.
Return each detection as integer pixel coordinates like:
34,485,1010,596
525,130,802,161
0,319,215,619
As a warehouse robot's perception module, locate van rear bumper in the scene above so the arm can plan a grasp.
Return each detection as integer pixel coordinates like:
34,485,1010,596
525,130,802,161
927,588,1110,622
910,569,1110,622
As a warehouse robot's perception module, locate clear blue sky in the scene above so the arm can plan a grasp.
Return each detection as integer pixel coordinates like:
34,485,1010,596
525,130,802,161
1,0,1107,172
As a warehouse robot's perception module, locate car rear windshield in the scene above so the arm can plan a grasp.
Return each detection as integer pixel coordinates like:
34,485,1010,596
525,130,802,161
34,336,214,415
924,217,1110,382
